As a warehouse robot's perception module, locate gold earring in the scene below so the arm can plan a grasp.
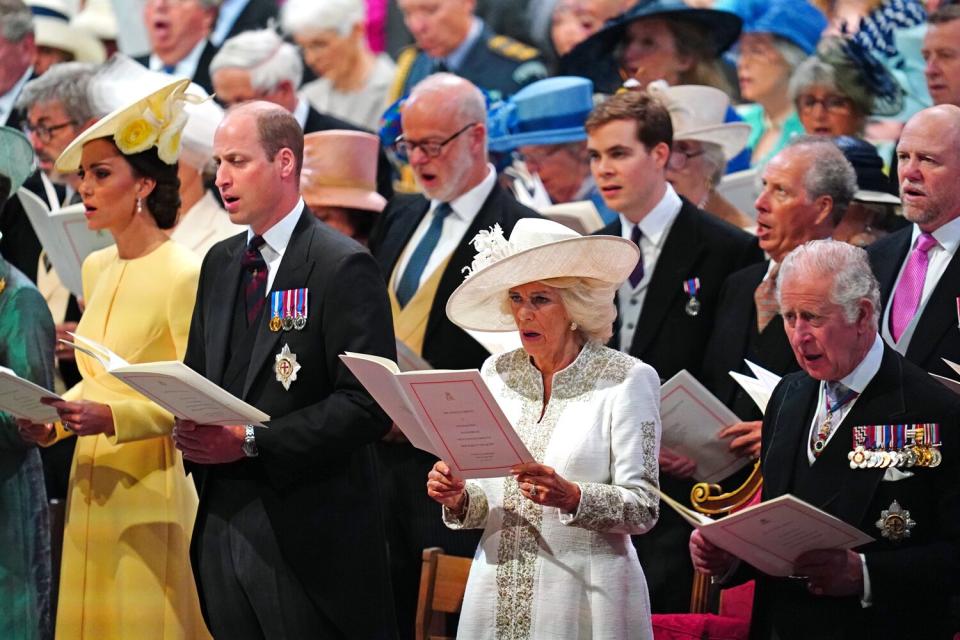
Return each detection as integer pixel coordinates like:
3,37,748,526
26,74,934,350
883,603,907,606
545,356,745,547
569,321,578,331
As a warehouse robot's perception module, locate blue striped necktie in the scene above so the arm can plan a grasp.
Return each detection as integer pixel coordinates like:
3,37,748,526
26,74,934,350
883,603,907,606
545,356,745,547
396,203,453,308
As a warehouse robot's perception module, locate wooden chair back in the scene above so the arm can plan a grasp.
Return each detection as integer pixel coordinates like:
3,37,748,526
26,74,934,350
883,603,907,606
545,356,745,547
415,547,472,640
688,461,763,613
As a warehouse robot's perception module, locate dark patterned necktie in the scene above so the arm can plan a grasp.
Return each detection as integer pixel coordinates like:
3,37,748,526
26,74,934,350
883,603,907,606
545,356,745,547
628,224,645,288
242,235,267,326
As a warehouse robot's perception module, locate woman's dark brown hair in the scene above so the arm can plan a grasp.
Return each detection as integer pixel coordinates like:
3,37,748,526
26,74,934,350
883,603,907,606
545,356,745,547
122,144,181,229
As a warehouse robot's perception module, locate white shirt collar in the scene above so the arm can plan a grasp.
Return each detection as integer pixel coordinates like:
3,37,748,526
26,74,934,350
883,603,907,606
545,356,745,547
432,163,496,222
293,97,310,130
912,215,960,254
248,197,305,255
149,37,209,80
0,66,32,126
837,333,885,395
619,182,682,247
443,17,483,71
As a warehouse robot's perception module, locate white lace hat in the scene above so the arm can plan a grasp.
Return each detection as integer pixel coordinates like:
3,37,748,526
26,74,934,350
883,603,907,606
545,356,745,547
445,218,639,332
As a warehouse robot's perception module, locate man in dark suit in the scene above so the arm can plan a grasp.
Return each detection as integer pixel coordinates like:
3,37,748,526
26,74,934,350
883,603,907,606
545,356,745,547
869,105,960,380
367,73,538,639
586,88,762,612
390,0,547,103
692,239,960,640
136,0,220,94
173,102,397,639
209,27,394,200
702,137,856,457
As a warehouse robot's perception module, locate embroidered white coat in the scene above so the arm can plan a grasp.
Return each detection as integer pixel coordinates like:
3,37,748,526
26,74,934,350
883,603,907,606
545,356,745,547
444,343,662,640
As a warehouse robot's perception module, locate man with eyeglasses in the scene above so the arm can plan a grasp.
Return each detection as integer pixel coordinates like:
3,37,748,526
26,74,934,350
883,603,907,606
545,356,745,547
587,88,761,613
367,73,539,639
135,0,222,94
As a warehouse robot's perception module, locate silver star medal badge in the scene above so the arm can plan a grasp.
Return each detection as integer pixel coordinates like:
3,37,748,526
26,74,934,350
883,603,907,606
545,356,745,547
274,343,301,390
875,500,916,542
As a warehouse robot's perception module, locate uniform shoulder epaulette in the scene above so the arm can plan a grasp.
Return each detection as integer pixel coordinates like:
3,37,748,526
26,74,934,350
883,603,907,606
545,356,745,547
388,46,420,103
486,34,541,62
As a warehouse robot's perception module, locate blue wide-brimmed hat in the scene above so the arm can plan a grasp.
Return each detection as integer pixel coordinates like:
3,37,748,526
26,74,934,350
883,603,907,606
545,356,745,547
741,0,827,55
0,127,37,200
559,0,742,94
487,77,594,153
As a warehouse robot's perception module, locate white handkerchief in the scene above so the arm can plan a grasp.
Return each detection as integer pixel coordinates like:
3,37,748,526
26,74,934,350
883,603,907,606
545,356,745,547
882,467,914,482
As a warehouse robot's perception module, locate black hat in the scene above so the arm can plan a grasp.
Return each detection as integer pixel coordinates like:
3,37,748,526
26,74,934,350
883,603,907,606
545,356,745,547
559,0,742,94
833,136,900,204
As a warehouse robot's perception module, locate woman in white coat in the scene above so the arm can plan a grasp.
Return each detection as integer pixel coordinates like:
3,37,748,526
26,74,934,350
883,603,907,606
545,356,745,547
427,218,662,639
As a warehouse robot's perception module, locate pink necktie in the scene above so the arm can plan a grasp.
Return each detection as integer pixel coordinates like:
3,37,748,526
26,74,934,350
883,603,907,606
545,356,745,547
890,233,938,341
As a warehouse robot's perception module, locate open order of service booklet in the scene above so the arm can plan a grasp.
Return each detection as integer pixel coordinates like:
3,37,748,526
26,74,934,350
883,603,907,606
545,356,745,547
340,352,534,478
0,367,63,422
62,333,269,426
646,482,874,577
18,188,115,298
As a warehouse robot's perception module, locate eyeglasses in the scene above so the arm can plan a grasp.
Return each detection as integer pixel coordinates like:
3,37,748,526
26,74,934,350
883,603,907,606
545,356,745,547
394,122,478,159
22,120,76,143
796,94,853,114
667,147,706,171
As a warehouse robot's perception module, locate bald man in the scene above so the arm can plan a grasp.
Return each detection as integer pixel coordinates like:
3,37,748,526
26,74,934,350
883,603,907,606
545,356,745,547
868,104,960,378
175,102,397,639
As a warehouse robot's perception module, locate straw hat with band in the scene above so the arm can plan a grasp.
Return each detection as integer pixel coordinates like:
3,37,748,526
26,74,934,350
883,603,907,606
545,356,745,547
56,77,197,174
647,81,751,160
445,218,639,332
487,77,594,153
0,126,37,199
30,0,106,63
302,130,386,213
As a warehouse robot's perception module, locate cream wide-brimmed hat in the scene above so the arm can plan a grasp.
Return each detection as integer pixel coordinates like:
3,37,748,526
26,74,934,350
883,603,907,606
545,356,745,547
0,126,37,198
72,0,117,41
301,130,386,212
647,82,751,161
55,77,195,173
30,0,106,63
445,218,639,332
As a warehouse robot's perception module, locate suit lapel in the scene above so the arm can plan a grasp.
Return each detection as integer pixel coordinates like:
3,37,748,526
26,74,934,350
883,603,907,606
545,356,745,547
872,228,911,305
380,197,430,276
906,250,960,367
762,375,818,500
242,213,316,398
423,187,503,342
600,218,624,346
630,203,703,356
207,238,244,385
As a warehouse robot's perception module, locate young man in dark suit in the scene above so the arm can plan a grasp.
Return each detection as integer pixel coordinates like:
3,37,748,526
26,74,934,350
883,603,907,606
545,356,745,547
869,105,960,379
692,239,960,640
173,102,397,639
586,88,762,613
702,138,855,458
367,73,538,638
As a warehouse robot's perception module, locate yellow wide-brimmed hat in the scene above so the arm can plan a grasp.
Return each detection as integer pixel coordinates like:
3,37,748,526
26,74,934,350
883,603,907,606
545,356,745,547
55,77,193,173
445,218,639,332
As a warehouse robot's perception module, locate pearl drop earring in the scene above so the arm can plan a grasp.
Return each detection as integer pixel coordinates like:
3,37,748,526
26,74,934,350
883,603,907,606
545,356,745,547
569,321,578,331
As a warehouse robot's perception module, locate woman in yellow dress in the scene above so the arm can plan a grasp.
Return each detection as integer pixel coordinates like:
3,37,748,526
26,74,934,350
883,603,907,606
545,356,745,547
18,79,210,639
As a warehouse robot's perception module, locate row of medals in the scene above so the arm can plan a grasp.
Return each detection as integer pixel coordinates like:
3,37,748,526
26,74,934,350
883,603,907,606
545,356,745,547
269,314,306,332
848,444,942,470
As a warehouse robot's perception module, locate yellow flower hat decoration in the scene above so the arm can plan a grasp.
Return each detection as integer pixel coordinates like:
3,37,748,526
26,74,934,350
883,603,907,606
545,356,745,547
55,77,197,173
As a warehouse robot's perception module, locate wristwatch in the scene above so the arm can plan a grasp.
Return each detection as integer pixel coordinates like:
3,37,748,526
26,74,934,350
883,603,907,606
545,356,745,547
241,425,258,457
